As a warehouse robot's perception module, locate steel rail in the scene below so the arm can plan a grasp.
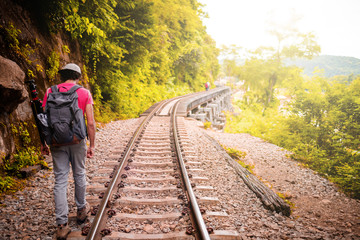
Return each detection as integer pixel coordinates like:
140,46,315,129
85,98,171,240
171,100,211,240
86,91,205,239
155,92,200,116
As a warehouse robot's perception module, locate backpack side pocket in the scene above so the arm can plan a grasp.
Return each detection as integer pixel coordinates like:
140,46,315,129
37,113,52,145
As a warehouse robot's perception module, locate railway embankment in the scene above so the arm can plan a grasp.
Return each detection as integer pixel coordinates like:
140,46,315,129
0,117,359,239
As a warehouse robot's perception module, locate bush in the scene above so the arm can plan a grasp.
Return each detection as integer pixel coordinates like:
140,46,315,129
203,121,211,129
0,123,48,194
225,78,360,199
0,176,16,193
224,146,254,172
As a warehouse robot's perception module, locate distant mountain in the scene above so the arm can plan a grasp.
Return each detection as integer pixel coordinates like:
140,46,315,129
285,55,360,78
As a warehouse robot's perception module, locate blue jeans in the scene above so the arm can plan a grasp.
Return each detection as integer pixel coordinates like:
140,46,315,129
50,140,87,225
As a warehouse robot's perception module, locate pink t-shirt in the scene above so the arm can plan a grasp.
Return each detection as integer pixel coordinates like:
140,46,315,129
42,83,94,114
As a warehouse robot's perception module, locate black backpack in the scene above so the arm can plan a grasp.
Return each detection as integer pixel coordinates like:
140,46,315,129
37,84,87,145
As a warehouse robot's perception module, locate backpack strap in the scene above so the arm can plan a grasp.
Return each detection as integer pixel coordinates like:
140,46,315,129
67,84,82,94
50,85,59,93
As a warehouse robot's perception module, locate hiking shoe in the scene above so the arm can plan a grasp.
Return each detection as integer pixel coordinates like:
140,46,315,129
56,223,71,240
77,202,89,224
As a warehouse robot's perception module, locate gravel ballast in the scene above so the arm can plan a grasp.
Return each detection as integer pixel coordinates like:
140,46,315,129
0,117,359,239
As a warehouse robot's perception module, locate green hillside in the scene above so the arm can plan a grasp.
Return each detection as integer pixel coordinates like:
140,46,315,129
286,55,360,78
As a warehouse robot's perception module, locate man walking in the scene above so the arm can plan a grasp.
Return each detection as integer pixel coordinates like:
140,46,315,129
41,63,96,239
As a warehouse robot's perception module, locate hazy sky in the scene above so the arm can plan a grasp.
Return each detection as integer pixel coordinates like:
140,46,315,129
201,0,360,59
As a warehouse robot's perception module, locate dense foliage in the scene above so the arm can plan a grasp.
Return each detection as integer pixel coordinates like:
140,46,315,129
220,21,359,198
0,123,47,195
33,0,219,120
225,64,360,199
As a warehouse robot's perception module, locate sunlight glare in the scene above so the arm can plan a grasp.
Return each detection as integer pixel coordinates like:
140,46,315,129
201,0,360,58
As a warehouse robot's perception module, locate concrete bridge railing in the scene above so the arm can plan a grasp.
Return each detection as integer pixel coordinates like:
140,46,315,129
177,86,232,130
141,86,232,130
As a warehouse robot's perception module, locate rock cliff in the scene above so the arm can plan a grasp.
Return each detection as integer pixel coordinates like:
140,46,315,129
0,0,84,162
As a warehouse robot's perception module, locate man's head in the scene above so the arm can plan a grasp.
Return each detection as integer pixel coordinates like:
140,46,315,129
58,63,82,82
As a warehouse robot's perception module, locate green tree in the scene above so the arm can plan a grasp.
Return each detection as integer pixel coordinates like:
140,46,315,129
228,12,321,111
36,0,219,120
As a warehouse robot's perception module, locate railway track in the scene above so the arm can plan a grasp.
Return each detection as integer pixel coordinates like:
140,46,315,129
68,95,240,240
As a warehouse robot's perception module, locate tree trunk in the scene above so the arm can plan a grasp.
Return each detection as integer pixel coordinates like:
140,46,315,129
203,132,291,216
266,72,277,106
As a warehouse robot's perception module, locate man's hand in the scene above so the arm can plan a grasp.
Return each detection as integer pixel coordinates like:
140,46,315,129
41,144,50,155
85,104,96,159
87,147,94,158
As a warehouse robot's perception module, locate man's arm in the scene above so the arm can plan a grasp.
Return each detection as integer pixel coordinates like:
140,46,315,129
85,103,96,158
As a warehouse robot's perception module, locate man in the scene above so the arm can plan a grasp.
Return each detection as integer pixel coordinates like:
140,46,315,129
205,81,210,91
41,63,96,240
